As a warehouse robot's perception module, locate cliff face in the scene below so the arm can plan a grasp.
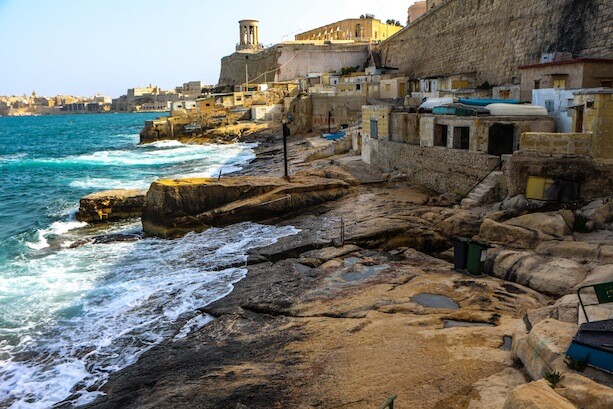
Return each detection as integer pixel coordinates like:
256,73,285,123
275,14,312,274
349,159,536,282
378,0,613,85
142,176,350,238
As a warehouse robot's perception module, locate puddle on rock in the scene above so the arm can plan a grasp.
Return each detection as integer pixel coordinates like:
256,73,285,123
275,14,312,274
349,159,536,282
293,262,312,274
344,257,362,267
499,335,513,350
443,320,496,328
411,293,460,310
342,264,389,282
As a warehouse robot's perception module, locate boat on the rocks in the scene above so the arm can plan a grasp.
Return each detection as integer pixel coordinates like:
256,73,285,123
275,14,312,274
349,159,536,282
459,98,520,106
485,103,549,116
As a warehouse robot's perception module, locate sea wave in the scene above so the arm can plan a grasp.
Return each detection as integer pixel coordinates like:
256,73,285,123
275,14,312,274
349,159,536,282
26,211,87,250
0,223,299,408
69,177,151,191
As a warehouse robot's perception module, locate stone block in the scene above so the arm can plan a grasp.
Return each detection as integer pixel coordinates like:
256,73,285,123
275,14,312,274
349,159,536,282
503,380,576,409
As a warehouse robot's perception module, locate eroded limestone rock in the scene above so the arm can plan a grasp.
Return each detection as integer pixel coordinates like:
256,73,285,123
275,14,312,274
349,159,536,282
76,189,147,223
556,373,613,409
142,176,350,238
491,251,588,297
503,380,576,409
512,318,577,380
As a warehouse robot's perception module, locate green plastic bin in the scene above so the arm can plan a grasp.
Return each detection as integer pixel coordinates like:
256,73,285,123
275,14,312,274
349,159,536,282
466,241,490,276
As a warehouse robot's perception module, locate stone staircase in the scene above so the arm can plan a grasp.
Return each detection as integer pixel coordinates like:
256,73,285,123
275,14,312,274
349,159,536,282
461,171,503,209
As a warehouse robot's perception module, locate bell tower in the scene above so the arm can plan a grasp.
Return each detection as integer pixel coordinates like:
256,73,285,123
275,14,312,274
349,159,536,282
237,19,263,52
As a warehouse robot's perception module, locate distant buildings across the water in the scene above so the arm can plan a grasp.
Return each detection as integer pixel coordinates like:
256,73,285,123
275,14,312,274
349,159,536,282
0,81,212,116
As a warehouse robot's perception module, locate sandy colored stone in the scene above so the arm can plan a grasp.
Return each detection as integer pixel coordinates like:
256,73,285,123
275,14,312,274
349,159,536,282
76,189,147,223
491,251,588,297
503,380,577,409
478,218,553,249
466,368,529,409
556,373,613,409
512,318,578,380
505,212,572,238
319,259,344,269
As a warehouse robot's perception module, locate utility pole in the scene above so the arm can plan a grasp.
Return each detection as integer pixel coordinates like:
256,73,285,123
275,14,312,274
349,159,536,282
282,113,293,179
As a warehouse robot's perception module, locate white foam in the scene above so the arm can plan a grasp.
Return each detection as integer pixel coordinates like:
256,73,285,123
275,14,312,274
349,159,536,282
70,177,151,190
26,220,87,250
0,223,299,408
173,314,214,341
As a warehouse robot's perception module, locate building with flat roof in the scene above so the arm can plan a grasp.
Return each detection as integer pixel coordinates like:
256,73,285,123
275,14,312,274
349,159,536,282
518,58,613,101
294,18,402,43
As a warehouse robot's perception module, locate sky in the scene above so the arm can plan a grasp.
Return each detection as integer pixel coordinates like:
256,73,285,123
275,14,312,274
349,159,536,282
0,0,416,98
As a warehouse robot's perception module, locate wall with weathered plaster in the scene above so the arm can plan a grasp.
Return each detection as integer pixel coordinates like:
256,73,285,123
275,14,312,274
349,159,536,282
363,136,501,195
379,0,613,86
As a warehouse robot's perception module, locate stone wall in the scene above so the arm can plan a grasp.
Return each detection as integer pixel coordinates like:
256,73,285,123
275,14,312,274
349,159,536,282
504,153,613,200
312,95,366,131
362,136,500,195
520,133,594,157
379,0,613,86
219,43,370,86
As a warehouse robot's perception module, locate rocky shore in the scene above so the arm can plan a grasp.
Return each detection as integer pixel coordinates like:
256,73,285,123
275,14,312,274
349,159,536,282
76,129,612,409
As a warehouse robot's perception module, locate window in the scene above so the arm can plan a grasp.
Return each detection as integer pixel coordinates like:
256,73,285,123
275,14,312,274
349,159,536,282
356,84,361,91
499,89,511,99
553,79,567,89
385,83,391,92
434,124,448,147
370,118,379,138
545,100,555,112
453,127,470,149
602,80,613,88
534,80,541,90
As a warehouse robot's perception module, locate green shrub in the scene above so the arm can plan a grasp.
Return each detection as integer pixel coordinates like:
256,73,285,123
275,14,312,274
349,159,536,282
544,370,564,388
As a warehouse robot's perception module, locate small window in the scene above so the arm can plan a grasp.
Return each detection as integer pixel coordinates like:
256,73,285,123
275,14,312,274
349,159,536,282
553,79,566,89
602,80,613,88
370,118,379,139
534,80,541,90
356,84,361,91
434,124,448,147
385,83,391,92
545,100,554,112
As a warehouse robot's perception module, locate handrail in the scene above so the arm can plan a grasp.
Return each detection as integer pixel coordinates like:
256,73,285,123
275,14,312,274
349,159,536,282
460,161,502,201
577,281,613,323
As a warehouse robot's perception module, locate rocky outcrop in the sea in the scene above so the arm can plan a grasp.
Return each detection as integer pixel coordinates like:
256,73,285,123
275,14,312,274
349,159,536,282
76,189,146,223
142,176,350,238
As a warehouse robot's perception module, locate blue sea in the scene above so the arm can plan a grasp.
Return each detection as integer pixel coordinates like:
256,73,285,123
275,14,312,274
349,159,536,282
0,113,297,408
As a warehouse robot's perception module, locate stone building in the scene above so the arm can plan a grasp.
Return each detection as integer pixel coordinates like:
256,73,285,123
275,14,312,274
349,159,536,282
407,1,427,24
294,18,402,43
518,58,613,101
504,89,613,201
360,105,554,195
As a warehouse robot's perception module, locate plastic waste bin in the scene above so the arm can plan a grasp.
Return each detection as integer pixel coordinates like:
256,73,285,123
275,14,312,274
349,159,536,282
452,237,470,270
466,241,490,276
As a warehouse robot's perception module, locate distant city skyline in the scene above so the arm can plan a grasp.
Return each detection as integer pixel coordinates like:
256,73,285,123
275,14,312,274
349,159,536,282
0,0,415,97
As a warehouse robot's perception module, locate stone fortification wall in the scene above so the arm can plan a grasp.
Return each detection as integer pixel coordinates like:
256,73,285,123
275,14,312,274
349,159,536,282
379,0,613,86
219,48,279,87
219,44,370,86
